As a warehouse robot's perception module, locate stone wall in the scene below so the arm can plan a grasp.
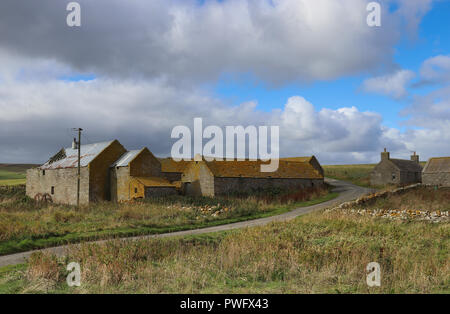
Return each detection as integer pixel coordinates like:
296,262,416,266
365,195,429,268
110,166,130,202
130,148,162,177
145,187,177,197
423,173,450,187
370,161,400,186
161,172,182,182
213,177,323,196
26,167,90,205
182,162,215,196
400,171,422,185
89,140,127,202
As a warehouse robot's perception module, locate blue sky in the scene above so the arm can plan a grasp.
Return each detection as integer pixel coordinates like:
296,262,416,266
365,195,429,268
213,0,450,130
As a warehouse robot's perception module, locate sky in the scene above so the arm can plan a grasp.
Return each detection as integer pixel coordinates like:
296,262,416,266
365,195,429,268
0,0,449,165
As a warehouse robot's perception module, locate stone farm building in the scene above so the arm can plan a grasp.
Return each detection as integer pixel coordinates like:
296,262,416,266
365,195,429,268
422,157,450,187
110,147,176,202
370,149,423,186
26,140,175,205
159,158,192,183
181,158,324,197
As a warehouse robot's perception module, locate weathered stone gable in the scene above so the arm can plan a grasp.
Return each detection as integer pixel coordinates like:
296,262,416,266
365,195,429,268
26,167,90,205
89,140,127,202
129,148,161,177
182,161,215,196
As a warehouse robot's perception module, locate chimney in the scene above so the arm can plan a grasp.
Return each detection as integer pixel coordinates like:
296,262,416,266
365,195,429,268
411,152,419,164
72,138,78,150
381,148,390,161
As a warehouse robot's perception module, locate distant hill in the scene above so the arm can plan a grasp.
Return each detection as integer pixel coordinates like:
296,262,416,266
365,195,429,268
0,164,39,186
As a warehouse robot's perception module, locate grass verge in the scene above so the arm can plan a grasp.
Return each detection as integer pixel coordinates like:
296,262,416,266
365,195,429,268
0,192,338,256
1,209,448,294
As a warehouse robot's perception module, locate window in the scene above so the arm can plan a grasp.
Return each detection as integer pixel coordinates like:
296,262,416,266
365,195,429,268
392,173,396,181
51,186,54,195
42,170,45,176
135,188,138,194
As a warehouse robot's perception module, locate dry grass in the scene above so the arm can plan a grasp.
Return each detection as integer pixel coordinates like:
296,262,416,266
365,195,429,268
19,210,449,294
0,185,332,253
356,187,450,212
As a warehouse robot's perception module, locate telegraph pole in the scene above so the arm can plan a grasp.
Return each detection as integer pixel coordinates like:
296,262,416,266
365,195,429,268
73,128,83,207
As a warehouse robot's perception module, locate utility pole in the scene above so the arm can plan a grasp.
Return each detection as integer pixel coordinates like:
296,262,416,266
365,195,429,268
73,128,83,207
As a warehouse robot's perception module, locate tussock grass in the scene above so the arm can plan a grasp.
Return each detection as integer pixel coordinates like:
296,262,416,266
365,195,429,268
16,210,450,294
356,186,450,212
0,185,334,255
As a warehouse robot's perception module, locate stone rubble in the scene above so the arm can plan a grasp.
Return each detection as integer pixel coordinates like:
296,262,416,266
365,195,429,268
327,183,449,223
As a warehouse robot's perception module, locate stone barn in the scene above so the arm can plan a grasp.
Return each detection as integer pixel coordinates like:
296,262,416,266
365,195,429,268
281,156,324,177
181,158,324,197
370,149,423,186
26,140,127,205
110,147,176,202
422,157,450,187
159,158,192,182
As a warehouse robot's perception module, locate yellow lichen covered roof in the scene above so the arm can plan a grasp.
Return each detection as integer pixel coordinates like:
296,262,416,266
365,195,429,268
132,176,176,187
204,160,323,179
159,158,192,173
280,157,313,163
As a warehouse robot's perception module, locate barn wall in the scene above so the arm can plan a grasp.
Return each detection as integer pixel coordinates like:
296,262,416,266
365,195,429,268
89,140,127,202
110,166,131,202
26,167,90,205
423,173,450,187
213,177,321,196
161,172,182,182
182,162,215,196
130,149,161,177
144,187,177,197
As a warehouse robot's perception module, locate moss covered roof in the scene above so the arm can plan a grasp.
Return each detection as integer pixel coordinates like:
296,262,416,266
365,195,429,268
203,159,323,179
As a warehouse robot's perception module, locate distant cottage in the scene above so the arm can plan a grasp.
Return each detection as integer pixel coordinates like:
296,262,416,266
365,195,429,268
422,157,450,187
26,140,175,205
181,158,324,197
370,149,423,186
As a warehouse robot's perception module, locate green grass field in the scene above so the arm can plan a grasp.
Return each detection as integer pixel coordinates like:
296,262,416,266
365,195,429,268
0,164,37,186
0,209,447,294
0,185,337,256
323,164,375,187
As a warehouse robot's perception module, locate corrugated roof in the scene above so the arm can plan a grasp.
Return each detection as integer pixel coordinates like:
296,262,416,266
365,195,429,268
111,150,141,167
423,157,450,173
389,159,423,172
159,158,192,173
203,160,323,179
133,176,176,187
40,141,114,170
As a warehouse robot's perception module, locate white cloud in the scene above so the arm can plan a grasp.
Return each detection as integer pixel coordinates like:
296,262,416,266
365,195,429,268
0,78,406,164
362,69,415,98
0,0,410,85
419,55,450,84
